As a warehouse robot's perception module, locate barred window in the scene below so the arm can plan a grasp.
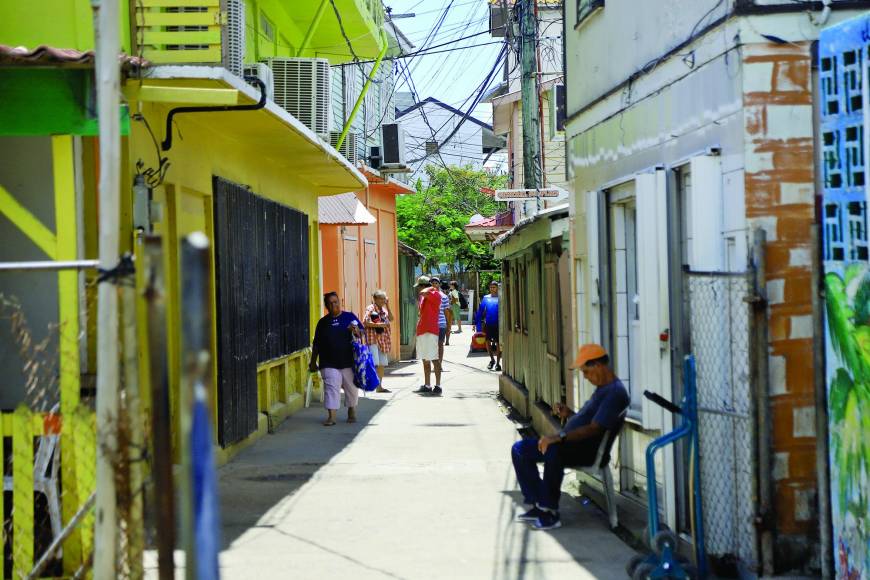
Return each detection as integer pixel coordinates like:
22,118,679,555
577,0,604,27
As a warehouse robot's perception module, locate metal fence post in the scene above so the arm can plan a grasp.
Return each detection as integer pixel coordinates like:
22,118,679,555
144,236,175,580
750,228,775,576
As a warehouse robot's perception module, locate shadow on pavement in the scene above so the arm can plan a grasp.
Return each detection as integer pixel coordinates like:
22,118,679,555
495,488,633,579
217,395,388,550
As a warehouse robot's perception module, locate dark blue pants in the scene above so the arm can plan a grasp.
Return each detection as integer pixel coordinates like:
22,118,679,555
511,438,565,511
511,438,598,511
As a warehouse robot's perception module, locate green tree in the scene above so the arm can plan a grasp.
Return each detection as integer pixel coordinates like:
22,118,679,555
396,165,507,274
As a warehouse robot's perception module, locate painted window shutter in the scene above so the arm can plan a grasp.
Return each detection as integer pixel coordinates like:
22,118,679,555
635,171,670,430
688,155,724,271
585,190,601,344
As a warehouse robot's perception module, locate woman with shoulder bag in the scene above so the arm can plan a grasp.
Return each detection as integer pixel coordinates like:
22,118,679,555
363,290,393,393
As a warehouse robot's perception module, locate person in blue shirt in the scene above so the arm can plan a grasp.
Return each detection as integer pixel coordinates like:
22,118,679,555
475,281,501,371
512,344,630,530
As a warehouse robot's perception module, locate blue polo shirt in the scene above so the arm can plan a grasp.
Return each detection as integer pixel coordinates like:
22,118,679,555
475,294,499,330
565,380,630,432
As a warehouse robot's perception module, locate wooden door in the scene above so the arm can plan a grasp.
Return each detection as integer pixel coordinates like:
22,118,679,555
364,239,378,309
342,236,361,316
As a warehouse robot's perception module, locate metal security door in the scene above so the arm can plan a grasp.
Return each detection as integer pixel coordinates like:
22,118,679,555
213,176,309,447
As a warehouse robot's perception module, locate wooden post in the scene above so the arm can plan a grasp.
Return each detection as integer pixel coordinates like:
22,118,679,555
144,236,175,580
122,272,145,579
12,406,34,577
52,133,85,575
72,405,97,568
0,415,4,580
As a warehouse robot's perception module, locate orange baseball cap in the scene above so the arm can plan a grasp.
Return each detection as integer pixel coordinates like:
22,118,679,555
570,343,608,369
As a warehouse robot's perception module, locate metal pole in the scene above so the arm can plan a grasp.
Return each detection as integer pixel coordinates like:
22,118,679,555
0,260,100,271
92,0,121,576
811,227,833,579
179,233,213,579
296,0,329,57
335,30,389,150
26,493,96,580
751,228,775,576
519,0,542,192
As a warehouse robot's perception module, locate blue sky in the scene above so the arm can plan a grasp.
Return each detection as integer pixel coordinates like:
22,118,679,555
385,0,502,123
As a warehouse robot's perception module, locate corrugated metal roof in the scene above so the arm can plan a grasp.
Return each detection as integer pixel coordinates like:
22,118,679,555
318,192,377,225
398,240,425,259
0,44,147,68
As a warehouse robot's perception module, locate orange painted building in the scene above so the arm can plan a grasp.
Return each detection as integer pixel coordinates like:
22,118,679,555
319,166,414,361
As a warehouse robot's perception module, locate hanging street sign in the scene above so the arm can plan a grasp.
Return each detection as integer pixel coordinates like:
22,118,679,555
493,188,562,201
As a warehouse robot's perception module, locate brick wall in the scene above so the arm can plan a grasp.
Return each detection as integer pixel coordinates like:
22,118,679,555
742,42,819,570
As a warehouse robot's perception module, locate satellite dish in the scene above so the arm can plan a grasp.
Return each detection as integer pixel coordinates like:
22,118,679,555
469,213,485,224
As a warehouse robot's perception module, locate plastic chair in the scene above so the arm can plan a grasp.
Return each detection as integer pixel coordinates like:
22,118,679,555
3,430,62,541
572,408,627,529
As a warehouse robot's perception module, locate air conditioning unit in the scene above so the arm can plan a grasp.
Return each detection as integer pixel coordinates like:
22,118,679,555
265,57,331,134
381,123,405,165
243,63,274,101
330,132,359,166
224,0,245,77
369,145,382,169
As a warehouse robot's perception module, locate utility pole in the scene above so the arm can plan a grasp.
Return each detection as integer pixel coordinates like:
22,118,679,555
518,0,543,213
92,0,121,576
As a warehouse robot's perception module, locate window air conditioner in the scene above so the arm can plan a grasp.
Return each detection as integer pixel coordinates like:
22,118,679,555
265,57,332,134
381,123,405,165
330,131,359,166
243,63,274,102
224,0,245,77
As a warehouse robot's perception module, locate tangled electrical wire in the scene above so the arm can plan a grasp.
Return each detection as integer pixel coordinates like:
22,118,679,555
131,113,170,188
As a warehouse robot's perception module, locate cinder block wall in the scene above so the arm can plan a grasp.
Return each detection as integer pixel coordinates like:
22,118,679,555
742,42,820,571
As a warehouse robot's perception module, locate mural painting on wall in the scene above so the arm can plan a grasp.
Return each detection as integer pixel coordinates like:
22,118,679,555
820,15,870,580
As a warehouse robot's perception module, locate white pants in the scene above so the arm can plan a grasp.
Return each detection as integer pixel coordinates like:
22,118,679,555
320,367,359,410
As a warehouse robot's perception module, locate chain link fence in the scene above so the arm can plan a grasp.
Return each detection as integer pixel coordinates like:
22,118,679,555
686,271,758,569
1,277,147,578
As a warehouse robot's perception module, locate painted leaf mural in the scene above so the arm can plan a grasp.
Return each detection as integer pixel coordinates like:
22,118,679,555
820,14,870,580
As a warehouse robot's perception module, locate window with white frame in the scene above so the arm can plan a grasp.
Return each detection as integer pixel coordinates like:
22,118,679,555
608,183,642,413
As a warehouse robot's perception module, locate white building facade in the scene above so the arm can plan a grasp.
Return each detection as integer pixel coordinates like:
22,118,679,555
396,97,506,184
565,1,870,576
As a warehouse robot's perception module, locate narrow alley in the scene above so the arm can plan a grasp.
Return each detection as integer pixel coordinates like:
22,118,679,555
215,335,635,579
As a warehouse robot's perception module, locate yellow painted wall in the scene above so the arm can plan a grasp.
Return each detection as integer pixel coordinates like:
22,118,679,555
0,0,130,53
125,100,323,449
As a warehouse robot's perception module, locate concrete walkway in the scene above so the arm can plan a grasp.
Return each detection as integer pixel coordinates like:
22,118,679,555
217,331,637,579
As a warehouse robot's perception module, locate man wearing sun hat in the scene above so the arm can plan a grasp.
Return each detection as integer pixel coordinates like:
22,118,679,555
510,343,629,530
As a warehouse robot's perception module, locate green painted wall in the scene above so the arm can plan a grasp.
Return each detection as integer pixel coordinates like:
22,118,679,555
0,0,130,53
0,69,129,137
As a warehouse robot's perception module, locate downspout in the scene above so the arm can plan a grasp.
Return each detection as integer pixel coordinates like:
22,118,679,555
161,79,267,151
336,29,389,150
297,0,330,56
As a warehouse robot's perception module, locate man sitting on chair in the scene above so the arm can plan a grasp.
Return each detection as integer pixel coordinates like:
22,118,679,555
511,344,629,530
